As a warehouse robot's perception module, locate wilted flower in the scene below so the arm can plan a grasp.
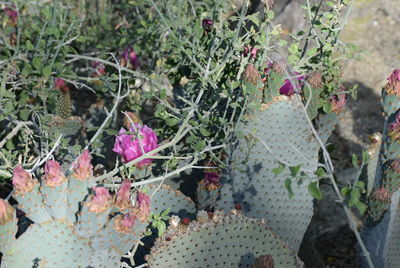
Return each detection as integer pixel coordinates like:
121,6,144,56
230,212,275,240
279,74,305,96
113,211,137,233
385,69,400,95
44,160,67,187
202,18,213,33
133,191,151,222
121,47,138,70
12,165,37,194
330,88,347,114
72,150,93,181
87,187,112,213
0,199,14,225
123,111,142,129
4,5,18,26
243,64,261,85
389,114,400,141
112,124,158,167
199,171,221,190
243,45,258,59
254,254,274,268
308,72,323,88
115,180,131,210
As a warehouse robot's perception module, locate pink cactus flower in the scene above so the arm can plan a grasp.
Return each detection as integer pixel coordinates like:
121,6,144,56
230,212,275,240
115,180,132,210
0,198,15,225
279,74,305,96
113,211,137,233
121,47,138,70
87,187,112,213
133,191,151,222
199,171,221,190
72,150,93,181
112,124,158,167
12,165,37,194
330,88,347,114
44,160,67,187
385,69,400,95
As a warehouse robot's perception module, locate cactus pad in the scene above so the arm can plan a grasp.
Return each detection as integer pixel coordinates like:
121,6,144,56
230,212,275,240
146,210,303,267
215,95,319,252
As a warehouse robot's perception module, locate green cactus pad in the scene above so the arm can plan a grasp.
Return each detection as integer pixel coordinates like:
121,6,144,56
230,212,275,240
87,248,121,268
13,185,52,223
146,210,303,267
41,182,68,219
1,220,92,268
67,178,97,225
382,191,400,266
146,183,196,218
316,112,339,145
215,95,319,252
381,91,400,117
0,206,17,253
75,204,111,238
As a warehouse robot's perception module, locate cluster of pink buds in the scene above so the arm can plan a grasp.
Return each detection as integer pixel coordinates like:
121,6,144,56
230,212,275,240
120,47,139,70
4,4,18,27
44,160,67,187
86,187,113,213
72,149,93,181
113,124,158,167
202,18,213,34
91,61,106,78
243,45,258,60
12,165,37,194
385,69,400,95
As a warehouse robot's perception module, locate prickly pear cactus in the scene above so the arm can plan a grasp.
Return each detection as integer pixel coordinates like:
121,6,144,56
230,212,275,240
360,70,400,267
0,153,196,268
146,210,303,267
215,95,320,252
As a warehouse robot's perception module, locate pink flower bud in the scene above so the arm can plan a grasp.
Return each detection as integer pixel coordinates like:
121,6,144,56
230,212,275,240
12,165,37,194
113,211,137,233
385,69,400,95
112,124,158,167
44,160,67,187
133,192,151,222
4,5,18,26
86,187,112,213
91,61,106,77
330,88,347,114
115,180,131,210
72,150,93,181
121,47,138,70
243,45,258,59
279,74,305,96
0,198,14,225
55,78,66,90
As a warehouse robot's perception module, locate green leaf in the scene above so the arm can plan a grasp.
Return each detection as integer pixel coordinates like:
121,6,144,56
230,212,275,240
160,208,171,218
355,202,367,215
156,220,166,236
289,165,301,177
32,57,42,70
165,118,179,126
284,178,294,199
316,167,326,177
272,163,285,175
199,128,211,137
352,154,359,169
349,188,361,207
362,150,370,163
19,109,31,121
341,186,351,197
308,182,322,200
42,66,52,76
322,101,332,113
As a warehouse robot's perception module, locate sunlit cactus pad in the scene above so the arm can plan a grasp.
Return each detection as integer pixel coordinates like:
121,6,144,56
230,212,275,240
215,95,319,252
146,210,303,267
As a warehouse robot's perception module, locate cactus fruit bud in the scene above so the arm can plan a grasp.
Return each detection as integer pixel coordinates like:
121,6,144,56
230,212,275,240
133,192,151,222
253,254,274,268
44,160,67,187
243,64,262,85
308,72,323,88
12,165,37,194
115,180,131,210
0,198,14,225
113,211,137,233
384,69,400,95
330,88,347,114
87,187,113,213
72,150,93,181
181,217,191,225
235,203,242,210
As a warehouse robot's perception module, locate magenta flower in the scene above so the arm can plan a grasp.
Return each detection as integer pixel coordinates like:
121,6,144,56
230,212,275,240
202,18,213,33
115,180,132,210
133,192,151,222
279,74,305,96
55,78,66,90
330,87,347,114
12,165,37,194
86,187,112,213
113,211,137,233
385,69,400,95
113,124,158,167
121,47,138,70
72,150,93,181
243,45,258,59
0,199,14,225
91,61,106,77
44,160,67,187
4,5,18,26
